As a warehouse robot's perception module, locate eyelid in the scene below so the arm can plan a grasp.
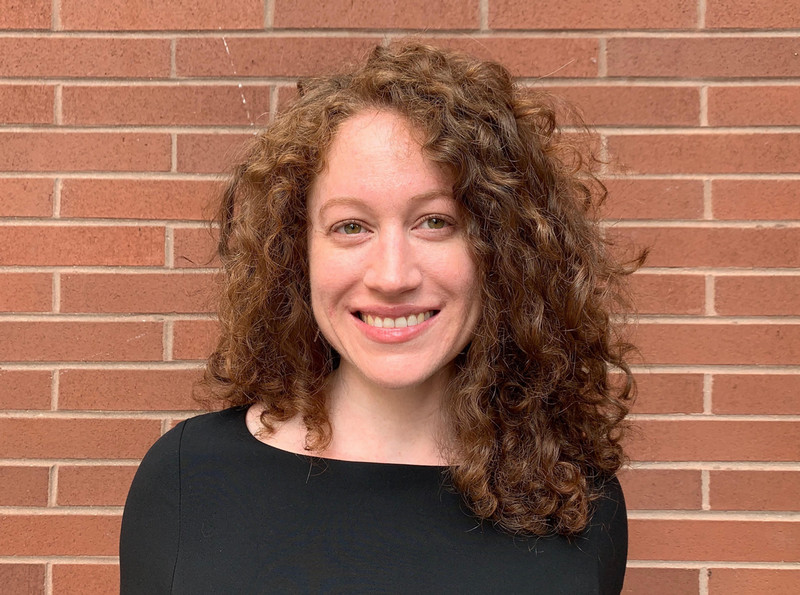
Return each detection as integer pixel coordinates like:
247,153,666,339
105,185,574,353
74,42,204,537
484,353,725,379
417,214,455,229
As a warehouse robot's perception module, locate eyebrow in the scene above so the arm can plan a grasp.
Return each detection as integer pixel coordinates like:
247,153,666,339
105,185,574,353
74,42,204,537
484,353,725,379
317,189,454,220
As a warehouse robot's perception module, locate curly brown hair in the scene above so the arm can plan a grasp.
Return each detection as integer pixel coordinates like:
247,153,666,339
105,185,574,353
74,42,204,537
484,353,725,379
205,42,642,536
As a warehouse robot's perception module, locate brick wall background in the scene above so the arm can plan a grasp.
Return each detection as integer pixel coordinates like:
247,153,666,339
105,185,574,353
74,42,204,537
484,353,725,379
1,1,798,593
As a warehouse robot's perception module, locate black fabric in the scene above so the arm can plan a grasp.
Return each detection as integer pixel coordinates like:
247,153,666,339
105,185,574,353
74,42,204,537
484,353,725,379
120,407,627,594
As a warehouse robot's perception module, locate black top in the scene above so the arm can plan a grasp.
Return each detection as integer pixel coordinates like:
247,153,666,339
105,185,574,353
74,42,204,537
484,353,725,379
120,407,627,594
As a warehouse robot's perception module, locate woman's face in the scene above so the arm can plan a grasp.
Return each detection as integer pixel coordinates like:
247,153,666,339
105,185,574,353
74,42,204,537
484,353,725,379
307,110,481,392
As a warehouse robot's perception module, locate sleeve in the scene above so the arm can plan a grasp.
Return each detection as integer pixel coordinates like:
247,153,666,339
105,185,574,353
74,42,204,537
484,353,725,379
594,475,628,595
119,421,185,594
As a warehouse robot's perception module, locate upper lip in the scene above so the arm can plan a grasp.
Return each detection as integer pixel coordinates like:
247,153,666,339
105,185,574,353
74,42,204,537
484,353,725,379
352,306,439,318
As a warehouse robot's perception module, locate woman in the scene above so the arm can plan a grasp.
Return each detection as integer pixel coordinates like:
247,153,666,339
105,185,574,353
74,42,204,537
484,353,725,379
121,42,638,594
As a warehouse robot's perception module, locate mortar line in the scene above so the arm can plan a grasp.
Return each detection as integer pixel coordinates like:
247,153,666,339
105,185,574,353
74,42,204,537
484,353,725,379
269,85,279,122
702,374,713,414
701,469,711,510
51,272,60,313
265,0,275,29
50,369,59,411
705,274,715,316
703,178,713,219
165,226,175,268
597,37,607,77
48,464,58,507
163,319,174,361
52,178,61,217
479,0,489,30
171,132,178,172
698,0,707,29
53,84,62,125
51,0,60,30
700,85,709,126
699,567,710,595
44,562,53,595
170,39,177,78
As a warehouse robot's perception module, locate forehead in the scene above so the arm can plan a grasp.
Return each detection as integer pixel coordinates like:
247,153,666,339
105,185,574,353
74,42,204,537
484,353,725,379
309,110,453,212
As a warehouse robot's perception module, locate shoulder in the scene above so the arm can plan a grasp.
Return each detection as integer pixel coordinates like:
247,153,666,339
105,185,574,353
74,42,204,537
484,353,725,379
584,475,628,595
119,408,247,593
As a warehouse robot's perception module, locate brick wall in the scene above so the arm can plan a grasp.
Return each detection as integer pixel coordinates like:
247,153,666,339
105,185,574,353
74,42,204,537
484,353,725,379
1,1,798,593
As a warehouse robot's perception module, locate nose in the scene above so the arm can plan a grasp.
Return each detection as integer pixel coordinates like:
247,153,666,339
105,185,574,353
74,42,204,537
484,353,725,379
362,230,422,295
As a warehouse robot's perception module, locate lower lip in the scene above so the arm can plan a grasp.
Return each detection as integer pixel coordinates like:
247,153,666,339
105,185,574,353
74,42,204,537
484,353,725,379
353,312,437,344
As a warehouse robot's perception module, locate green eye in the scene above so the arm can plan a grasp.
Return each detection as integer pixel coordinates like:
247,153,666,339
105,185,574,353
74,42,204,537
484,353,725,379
425,217,446,229
342,222,362,234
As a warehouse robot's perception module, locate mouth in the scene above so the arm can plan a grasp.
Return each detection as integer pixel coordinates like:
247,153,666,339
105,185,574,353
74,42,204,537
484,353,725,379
355,310,439,329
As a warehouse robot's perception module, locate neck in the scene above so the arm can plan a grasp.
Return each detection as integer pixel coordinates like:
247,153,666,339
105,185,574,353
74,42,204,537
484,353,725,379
321,364,452,465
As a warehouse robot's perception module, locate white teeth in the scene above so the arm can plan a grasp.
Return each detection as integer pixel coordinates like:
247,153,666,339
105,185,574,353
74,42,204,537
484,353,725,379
360,311,434,329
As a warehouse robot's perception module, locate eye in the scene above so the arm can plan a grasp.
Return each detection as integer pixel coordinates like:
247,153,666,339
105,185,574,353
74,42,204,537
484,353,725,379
420,216,448,230
335,222,364,234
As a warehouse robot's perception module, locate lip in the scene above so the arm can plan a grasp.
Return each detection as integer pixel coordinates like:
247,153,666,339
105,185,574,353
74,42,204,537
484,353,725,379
352,309,439,344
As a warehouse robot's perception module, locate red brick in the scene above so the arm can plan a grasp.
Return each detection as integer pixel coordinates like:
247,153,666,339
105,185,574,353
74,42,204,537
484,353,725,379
0,273,52,312
0,0,50,29
0,132,170,173
61,272,215,314
62,178,219,221
177,133,252,174
0,467,49,506
173,227,219,268
0,370,52,410
0,38,170,78
173,319,218,360
0,515,121,556
622,568,699,595
0,178,53,217
629,273,705,315
422,37,599,78
276,84,298,113
63,85,271,126
631,373,704,414
275,0,478,29
57,465,138,506
709,569,800,595
177,37,381,77
713,374,800,415
177,36,599,79
618,469,701,510
0,226,164,266
712,180,800,220
607,38,800,78
538,85,699,127
0,85,53,124
0,565,44,595
715,276,800,316
629,420,800,462
601,179,704,220
610,227,800,268
59,368,203,410
61,0,262,30
52,564,119,595
706,0,800,28
629,519,800,562
635,323,800,366
0,321,162,362
0,418,160,458
609,133,800,175
708,86,800,126
710,471,800,511
491,0,695,29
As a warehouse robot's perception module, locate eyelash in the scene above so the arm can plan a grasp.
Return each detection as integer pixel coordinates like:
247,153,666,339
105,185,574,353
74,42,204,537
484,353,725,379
332,215,454,235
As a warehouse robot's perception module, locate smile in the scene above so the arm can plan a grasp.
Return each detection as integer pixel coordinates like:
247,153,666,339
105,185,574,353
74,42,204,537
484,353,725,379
357,311,437,328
